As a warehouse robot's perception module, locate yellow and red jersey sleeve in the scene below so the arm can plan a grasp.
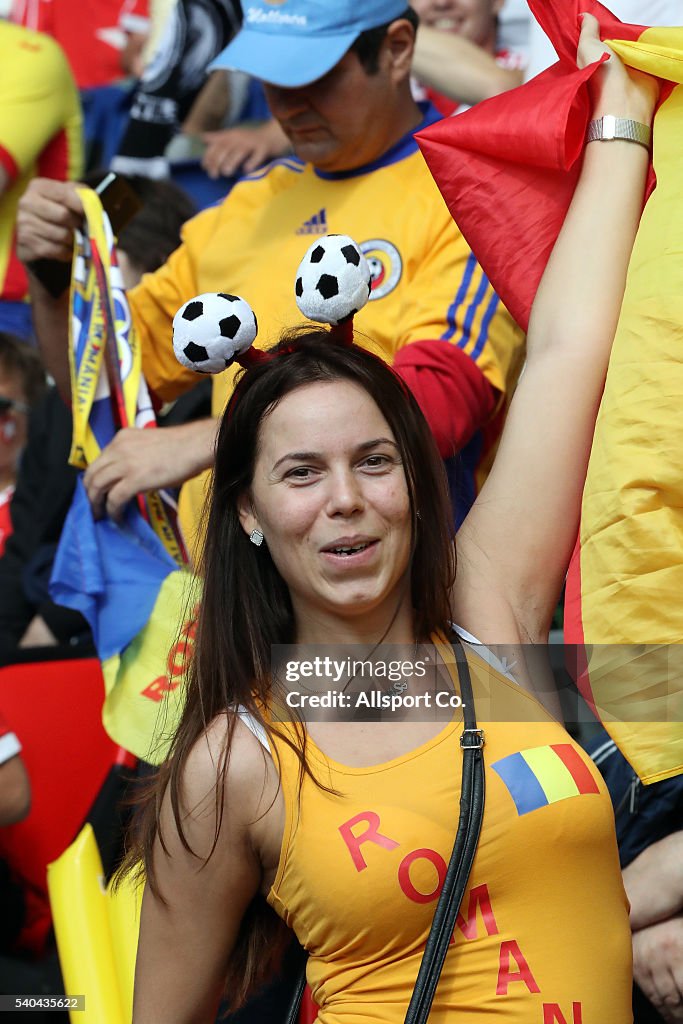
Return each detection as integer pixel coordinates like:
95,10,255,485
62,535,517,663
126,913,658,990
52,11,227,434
0,22,81,184
0,22,82,302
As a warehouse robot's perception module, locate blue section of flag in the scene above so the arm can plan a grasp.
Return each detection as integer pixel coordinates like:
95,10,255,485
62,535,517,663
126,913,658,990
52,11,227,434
492,751,549,815
50,479,177,661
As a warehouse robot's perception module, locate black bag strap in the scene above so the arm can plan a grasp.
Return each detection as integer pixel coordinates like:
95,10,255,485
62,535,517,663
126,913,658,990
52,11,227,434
284,949,309,1024
403,636,485,1023
285,634,486,1024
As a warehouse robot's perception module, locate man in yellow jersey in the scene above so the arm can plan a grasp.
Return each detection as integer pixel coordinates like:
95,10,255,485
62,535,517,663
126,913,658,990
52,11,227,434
17,0,524,548
0,20,82,340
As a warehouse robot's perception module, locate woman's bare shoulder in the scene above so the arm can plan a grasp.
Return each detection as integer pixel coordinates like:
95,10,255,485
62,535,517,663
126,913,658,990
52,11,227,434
177,711,278,832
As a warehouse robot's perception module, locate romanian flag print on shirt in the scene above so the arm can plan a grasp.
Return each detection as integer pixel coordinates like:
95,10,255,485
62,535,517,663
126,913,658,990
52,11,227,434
492,744,600,816
418,0,683,784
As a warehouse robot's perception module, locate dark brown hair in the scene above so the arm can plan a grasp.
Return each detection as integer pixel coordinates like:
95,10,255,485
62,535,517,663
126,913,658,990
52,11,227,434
124,328,455,1009
351,8,420,74
116,177,196,275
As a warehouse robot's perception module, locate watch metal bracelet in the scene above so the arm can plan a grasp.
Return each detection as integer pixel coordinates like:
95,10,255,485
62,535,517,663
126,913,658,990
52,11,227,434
586,115,651,149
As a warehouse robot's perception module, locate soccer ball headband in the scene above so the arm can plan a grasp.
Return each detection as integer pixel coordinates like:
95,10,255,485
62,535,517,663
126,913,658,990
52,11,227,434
172,234,372,376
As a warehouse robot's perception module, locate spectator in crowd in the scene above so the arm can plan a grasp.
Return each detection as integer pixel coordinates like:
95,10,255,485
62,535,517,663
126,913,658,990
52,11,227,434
410,0,528,115
0,177,204,658
112,0,242,179
0,335,45,559
589,731,683,1023
115,0,283,183
18,0,525,553
627,832,683,1023
198,0,531,179
0,19,82,339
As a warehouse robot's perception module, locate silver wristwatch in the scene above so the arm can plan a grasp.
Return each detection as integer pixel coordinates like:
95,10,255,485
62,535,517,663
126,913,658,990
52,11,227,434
586,115,651,150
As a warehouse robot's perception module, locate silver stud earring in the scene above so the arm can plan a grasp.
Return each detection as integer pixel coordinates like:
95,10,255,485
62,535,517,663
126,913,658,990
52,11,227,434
249,529,264,547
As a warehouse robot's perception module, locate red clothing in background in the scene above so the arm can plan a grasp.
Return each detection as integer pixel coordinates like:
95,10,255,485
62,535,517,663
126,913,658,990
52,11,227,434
11,0,149,87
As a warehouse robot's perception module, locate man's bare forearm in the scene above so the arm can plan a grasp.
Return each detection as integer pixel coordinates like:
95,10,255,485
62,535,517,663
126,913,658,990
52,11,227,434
17,178,85,400
413,26,523,107
624,832,683,931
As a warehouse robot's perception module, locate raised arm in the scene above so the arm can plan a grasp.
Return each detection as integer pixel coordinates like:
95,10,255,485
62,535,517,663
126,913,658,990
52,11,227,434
453,14,659,644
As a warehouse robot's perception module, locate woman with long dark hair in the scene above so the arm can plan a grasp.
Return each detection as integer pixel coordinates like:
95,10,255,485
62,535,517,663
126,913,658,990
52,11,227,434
129,16,658,1023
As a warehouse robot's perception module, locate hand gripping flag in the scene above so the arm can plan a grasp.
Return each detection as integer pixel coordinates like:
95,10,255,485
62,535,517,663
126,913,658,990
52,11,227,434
50,188,194,761
67,186,187,565
417,0,683,783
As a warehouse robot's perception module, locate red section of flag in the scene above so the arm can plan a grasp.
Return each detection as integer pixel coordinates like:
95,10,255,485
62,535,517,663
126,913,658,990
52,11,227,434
563,538,599,712
551,743,600,794
416,0,662,333
417,58,602,332
527,0,644,60
564,536,584,646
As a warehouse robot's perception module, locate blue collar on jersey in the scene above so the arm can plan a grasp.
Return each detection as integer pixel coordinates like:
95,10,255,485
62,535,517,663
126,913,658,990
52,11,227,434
313,102,441,181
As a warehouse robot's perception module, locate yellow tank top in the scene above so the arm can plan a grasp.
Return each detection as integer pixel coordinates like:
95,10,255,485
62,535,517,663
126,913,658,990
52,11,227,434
266,636,632,1023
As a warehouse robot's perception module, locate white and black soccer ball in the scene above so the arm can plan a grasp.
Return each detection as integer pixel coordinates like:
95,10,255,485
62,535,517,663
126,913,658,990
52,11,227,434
172,292,258,374
294,235,371,326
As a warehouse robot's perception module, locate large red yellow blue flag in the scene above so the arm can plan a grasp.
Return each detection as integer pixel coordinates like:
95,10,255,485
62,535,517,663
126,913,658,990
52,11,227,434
50,188,194,761
418,0,683,783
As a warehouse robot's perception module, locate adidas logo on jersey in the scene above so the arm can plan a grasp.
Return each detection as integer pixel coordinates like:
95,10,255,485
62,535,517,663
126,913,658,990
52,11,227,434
296,209,327,235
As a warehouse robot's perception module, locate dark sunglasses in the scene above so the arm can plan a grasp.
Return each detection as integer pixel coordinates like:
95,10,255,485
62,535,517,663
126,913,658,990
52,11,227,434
0,396,30,416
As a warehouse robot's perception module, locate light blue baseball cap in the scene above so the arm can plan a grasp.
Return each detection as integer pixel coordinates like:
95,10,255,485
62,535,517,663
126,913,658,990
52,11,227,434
210,0,410,88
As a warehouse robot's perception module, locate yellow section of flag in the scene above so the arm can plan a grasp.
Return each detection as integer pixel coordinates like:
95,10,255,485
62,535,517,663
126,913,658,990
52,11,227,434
69,187,147,469
577,62,683,782
102,570,199,763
